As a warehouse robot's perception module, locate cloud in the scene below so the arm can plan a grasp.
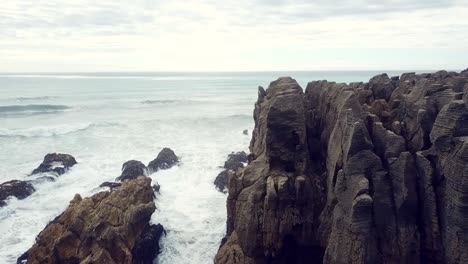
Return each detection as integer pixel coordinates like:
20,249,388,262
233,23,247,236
0,0,467,71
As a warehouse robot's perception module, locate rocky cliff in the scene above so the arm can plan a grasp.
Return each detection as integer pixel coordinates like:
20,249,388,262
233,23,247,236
215,70,468,264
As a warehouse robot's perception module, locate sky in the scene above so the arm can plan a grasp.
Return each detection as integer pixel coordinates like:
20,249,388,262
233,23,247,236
1,0,468,72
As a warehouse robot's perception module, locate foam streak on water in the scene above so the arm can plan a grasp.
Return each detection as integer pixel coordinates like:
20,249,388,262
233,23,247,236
0,72,386,263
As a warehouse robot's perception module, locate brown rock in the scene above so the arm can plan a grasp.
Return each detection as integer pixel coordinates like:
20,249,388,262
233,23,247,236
19,176,164,264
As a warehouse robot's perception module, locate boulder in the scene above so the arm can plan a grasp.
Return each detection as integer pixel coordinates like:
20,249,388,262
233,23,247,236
0,180,35,207
18,176,164,264
31,153,77,176
116,160,148,182
148,148,179,173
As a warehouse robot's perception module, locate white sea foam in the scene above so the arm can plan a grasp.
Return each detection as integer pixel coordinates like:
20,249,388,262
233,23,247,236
0,73,258,263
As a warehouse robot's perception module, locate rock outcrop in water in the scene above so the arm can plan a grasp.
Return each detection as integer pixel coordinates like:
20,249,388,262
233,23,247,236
215,70,468,264
18,176,163,264
0,180,35,207
215,151,248,192
116,160,148,182
148,148,179,173
31,153,77,176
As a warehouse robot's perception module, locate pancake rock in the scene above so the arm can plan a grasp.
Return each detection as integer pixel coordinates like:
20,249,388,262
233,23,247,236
31,153,77,176
18,176,163,264
215,70,468,264
0,180,35,207
148,148,179,173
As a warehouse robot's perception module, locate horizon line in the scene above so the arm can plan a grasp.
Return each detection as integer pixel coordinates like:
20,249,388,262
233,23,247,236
0,69,465,75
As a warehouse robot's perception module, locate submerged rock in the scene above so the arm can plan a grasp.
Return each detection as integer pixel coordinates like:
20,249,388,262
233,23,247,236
214,151,248,192
0,180,35,207
243,129,248,135
116,160,148,182
215,70,468,264
18,176,163,264
31,153,77,175
148,148,179,173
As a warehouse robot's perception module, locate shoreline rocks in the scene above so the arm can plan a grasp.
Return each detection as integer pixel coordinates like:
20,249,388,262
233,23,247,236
116,160,148,182
0,180,35,207
18,176,164,264
215,70,468,264
214,151,248,192
31,153,77,176
148,148,179,173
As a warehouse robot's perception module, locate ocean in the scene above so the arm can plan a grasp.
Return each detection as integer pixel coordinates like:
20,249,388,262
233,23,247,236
0,71,403,263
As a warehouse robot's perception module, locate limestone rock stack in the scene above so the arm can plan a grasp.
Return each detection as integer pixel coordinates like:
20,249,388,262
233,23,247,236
215,70,468,264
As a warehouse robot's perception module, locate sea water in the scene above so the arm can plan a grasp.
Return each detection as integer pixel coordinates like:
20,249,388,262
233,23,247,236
0,71,402,263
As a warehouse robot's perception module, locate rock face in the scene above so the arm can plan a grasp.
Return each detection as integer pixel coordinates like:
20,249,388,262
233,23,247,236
0,180,35,207
214,151,248,192
31,153,77,176
215,71,468,264
148,148,179,173
18,176,163,264
116,160,148,182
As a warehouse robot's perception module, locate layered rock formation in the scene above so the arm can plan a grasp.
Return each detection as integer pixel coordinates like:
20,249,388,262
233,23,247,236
215,70,468,264
18,176,163,264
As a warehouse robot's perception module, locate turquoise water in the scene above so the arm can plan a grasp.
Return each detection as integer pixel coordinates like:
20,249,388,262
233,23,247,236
0,71,403,263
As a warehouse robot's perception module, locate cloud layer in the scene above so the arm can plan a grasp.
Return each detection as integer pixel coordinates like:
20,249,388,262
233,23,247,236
1,0,467,71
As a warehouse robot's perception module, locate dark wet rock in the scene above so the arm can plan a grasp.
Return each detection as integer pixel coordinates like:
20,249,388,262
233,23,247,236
214,151,249,192
215,70,468,264
19,176,164,264
99,181,122,189
152,183,160,193
148,148,179,173
116,160,148,182
0,180,35,207
31,153,77,176
132,224,166,264
29,176,56,185
224,151,247,171
214,170,229,193
243,129,248,135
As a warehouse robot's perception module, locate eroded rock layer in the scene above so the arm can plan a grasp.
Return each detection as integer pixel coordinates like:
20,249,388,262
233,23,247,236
19,176,162,264
215,70,468,264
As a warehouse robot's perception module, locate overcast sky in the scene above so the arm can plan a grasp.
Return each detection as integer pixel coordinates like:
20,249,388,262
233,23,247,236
1,0,467,72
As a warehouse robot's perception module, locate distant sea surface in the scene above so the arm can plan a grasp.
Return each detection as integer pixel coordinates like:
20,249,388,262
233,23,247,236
0,71,405,263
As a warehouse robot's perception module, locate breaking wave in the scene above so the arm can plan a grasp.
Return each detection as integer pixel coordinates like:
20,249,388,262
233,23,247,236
0,104,70,114
0,122,124,138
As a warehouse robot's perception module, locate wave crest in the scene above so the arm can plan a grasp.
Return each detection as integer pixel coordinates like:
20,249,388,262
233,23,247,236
0,104,70,114
0,122,124,138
